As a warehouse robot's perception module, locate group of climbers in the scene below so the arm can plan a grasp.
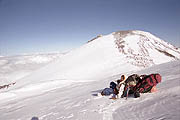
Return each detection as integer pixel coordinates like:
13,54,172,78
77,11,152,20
101,73,161,99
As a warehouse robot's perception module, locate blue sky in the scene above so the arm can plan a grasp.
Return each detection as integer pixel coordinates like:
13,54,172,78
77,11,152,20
0,0,179,56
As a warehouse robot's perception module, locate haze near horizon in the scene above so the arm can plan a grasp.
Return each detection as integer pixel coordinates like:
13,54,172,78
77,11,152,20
0,0,180,56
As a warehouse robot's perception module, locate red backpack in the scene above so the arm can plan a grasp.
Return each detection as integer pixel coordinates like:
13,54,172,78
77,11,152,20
134,74,161,93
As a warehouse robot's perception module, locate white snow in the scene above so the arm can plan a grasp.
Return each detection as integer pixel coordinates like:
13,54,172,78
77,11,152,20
114,30,180,68
9,34,139,90
148,48,173,64
123,35,140,54
0,30,180,120
0,60,179,120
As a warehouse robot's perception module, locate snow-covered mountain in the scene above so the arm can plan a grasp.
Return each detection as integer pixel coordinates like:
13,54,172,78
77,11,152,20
0,30,180,120
10,30,180,89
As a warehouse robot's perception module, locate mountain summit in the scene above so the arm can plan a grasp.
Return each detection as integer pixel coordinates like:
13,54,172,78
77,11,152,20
88,30,179,67
113,30,179,67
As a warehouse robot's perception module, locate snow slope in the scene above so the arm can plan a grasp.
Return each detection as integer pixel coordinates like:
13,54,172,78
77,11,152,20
0,30,180,120
9,34,138,90
113,60,180,120
114,30,180,67
0,60,179,120
8,30,180,90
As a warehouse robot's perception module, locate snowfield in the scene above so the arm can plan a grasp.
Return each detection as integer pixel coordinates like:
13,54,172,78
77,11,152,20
0,60,179,120
0,30,180,120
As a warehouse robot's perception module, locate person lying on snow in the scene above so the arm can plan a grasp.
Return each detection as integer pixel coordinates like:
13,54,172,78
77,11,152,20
101,75,126,99
122,73,161,99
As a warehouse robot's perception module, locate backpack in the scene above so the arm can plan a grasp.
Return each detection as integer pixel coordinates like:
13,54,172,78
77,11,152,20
125,74,140,86
134,73,161,93
121,74,140,98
